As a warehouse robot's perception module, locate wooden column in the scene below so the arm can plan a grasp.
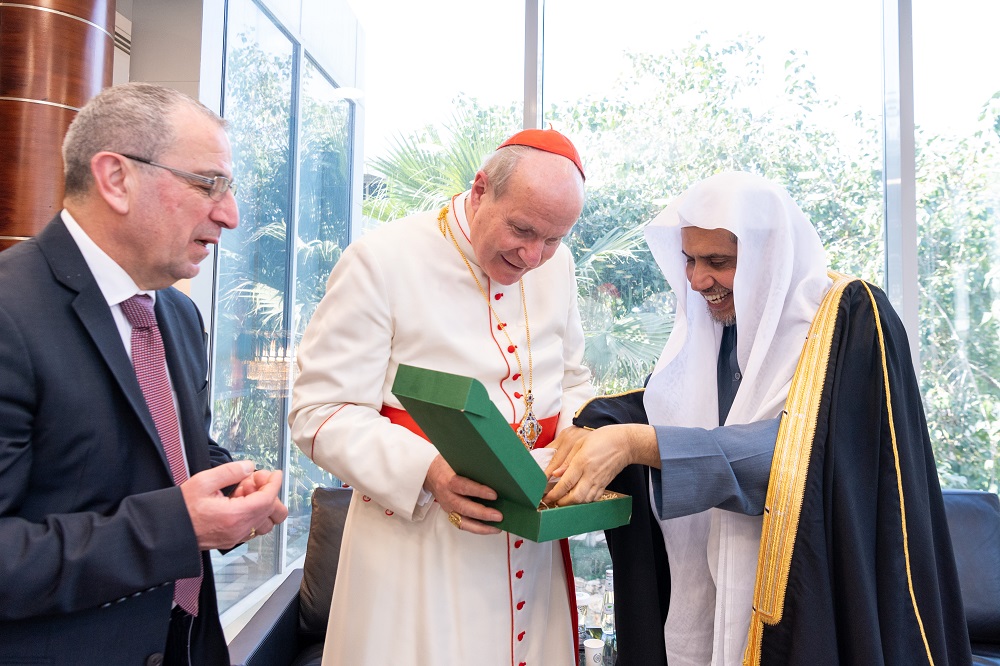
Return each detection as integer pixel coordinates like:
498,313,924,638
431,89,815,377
0,0,115,251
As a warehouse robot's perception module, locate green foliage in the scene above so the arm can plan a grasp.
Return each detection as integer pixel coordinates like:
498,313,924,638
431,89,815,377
569,533,614,584
565,185,672,391
548,35,887,390
362,33,999,490
221,30,1000,513
549,34,885,282
212,31,295,485
212,26,999,607
212,34,348,529
913,97,1000,491
363,95,522,222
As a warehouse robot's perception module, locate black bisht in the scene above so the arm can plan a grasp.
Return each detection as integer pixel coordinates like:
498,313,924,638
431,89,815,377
574,280,972,666
573,388,669,666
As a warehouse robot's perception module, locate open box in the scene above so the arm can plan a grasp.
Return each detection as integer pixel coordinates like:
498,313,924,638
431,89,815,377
391,364,632,542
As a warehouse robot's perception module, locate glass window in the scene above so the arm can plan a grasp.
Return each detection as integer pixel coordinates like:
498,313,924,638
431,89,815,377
546,0,885,388
195,0,1000,631
209,0,358,615
285,57,354,564
263,0,301,32
349,0,524,229
913,0,1000,492
211,0,295,614
544,0,885,585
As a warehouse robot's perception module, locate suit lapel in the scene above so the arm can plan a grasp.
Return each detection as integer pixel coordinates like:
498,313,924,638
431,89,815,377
36,218,172,474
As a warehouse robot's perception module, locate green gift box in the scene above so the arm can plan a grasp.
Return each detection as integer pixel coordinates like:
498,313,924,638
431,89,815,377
391,363,632,542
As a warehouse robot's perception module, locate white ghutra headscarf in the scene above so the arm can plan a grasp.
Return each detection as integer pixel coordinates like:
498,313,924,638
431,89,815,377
642,172,831,666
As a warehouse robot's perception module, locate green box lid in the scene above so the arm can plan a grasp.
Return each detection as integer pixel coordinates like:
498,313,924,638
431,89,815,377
391,364,548,508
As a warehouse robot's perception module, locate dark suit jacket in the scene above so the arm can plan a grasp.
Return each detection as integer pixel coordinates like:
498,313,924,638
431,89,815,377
0,217,231,665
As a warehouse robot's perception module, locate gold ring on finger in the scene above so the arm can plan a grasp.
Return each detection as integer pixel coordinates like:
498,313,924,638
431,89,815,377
448,511,462,530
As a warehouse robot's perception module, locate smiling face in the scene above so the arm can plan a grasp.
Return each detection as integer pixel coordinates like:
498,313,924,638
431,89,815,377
466,150,584,285
682,226,738,325
120,105,239,290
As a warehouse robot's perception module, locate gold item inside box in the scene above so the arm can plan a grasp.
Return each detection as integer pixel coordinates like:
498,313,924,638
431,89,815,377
536,490,625,511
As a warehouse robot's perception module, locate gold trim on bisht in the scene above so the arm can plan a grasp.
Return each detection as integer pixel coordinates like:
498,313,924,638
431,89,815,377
743,271,853,663
572,388,646,420
742,273,935,665
859,280,934,664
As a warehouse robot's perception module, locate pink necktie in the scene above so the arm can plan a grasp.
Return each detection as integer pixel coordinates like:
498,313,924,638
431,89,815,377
120,294,202,616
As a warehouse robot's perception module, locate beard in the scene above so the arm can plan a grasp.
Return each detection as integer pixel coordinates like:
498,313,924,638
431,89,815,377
702,288,736,326
706,303,736,327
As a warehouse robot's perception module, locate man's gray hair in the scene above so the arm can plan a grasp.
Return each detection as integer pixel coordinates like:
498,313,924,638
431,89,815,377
480,143,586,199
481,144,547,199
62,82,227,196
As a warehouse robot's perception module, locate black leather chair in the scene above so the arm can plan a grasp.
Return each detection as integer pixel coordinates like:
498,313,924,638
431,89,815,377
228,487,352,666
229,486,999,665
941,488,1000,665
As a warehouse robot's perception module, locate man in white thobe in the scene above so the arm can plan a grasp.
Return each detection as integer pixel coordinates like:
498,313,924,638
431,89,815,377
542,171,970,666
290,128,594,666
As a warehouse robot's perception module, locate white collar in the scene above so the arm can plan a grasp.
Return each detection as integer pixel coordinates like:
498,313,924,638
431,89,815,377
61,209,154,307
447,190,481,268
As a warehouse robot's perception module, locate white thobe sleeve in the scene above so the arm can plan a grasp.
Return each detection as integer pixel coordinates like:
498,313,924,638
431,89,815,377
289,242,439,521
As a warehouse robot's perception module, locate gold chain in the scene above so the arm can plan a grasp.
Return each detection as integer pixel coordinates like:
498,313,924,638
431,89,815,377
438,199,541,448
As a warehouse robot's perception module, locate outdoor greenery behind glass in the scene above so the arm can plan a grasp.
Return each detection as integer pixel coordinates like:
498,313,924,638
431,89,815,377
209,0,349,614
206,0,998,616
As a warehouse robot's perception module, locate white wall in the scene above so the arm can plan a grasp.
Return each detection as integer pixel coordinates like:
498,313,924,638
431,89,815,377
128,0,205,100
113,13,132,86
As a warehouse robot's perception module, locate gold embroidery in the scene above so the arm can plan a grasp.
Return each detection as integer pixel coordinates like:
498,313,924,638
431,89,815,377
572,388,646,419
860,281,934,665
743,275,935,666
536,490,624,511
743,271,854,664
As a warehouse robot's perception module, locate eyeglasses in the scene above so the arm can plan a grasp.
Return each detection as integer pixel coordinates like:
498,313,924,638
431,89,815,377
118,153,237,201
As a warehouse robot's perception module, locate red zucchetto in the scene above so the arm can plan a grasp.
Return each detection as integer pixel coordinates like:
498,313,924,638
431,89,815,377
497,128,586,180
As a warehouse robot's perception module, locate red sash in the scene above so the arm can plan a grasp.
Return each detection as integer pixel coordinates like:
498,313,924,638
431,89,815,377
380,404,559,449
379,404,580,659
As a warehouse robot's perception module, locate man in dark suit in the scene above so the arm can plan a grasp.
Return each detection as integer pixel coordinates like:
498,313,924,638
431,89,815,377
0,82,288,665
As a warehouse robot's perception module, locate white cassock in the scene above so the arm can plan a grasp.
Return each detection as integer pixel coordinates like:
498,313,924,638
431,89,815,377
290,190,594,666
